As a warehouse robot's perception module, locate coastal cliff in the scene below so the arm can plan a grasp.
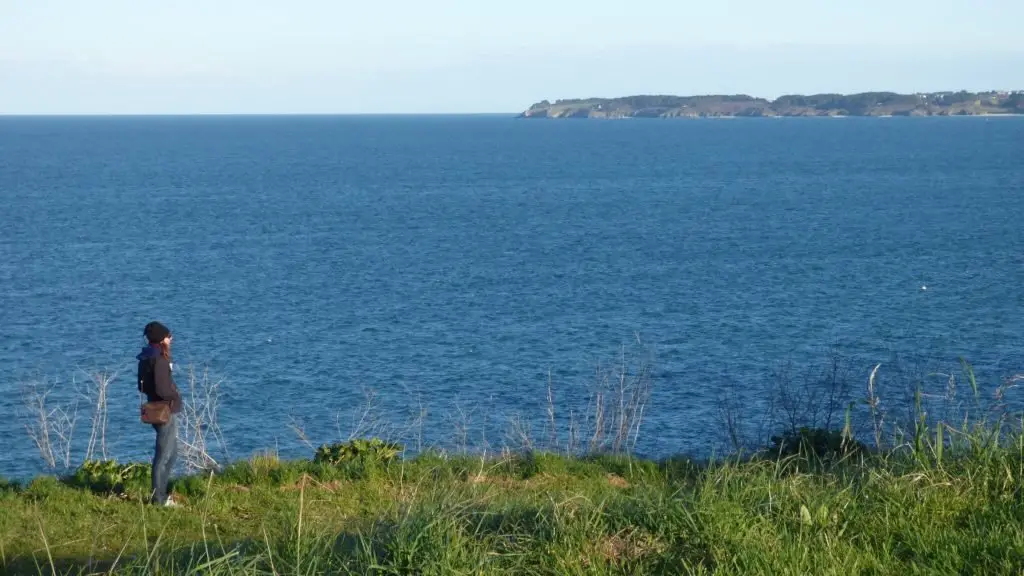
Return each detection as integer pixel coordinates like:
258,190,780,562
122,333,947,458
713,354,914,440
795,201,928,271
521,91,1024,118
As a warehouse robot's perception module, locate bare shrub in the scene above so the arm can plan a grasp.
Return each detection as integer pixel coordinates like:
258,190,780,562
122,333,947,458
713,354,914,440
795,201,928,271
715,348,914,454
715,373,783,455
575,343,653,455
336,387,395,442
175,364,228,473
773,345,854,436
290,386,433,459
995,374,1023,415
753,351,1022,458
506,411,537,452
497,341,653,456
80,368,119,462
716,378,748,454
445,400,476,455
20,378,78,470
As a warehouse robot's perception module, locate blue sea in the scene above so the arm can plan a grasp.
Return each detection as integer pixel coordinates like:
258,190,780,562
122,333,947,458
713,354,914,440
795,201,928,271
1,115,1023,478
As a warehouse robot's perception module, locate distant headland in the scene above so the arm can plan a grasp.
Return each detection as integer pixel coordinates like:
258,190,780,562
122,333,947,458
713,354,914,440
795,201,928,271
521,91,1024,118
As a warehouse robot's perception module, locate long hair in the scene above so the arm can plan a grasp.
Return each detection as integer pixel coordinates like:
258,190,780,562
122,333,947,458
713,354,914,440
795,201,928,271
146,337,171,360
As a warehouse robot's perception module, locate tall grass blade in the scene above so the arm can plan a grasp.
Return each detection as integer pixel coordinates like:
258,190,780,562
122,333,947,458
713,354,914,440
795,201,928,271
34,512,56,576
959,357,980,404
187,550,240,575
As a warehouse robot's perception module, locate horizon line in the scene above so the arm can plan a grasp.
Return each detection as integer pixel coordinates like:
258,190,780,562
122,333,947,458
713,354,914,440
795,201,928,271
3,113,1022,119
0,112,524,118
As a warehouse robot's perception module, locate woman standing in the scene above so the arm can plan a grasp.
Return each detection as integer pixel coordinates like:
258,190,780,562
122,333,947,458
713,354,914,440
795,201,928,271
136,321,182,506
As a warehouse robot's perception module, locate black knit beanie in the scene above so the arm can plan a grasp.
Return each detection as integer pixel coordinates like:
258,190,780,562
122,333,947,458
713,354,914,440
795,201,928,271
144,321,171,343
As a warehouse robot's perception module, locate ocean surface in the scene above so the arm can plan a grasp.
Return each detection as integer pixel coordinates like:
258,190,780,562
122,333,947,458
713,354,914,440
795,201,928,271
1,115,1023,478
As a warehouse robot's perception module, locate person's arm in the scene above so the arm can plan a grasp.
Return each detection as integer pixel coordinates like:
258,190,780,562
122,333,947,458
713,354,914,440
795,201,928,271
153,357,182,413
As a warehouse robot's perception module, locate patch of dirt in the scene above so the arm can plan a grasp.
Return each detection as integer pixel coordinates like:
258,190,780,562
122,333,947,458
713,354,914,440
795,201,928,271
319,480,344,492
606,474,630,489
595,528,664,563
468,473,558,489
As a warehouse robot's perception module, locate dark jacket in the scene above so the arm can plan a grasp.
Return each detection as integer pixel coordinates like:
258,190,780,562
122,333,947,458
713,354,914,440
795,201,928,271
137,345,182,414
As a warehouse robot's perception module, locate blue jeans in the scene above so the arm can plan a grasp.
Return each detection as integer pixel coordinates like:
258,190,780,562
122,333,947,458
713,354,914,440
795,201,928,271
151,415,178,504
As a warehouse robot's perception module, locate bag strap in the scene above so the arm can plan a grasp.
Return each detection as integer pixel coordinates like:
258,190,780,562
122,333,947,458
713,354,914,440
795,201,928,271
138,357,150,412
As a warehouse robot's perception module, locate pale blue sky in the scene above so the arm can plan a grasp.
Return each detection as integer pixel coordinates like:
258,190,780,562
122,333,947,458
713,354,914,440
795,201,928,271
1,0,1022,114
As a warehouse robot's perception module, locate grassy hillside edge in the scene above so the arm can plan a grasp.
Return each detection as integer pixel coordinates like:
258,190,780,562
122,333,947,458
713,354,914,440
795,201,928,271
1,433,1022,575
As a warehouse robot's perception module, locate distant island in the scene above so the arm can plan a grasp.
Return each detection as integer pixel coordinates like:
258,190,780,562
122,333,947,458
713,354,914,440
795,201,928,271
521,91,1024,118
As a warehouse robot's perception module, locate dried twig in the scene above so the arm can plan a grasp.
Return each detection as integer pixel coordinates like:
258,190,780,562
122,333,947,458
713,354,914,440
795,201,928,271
867,364,885,450
546,370,557,450
288,416,316,451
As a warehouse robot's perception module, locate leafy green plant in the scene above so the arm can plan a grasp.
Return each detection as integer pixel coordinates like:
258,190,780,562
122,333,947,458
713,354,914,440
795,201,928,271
769,427,867,459
65,460,151,495
313,438,403,466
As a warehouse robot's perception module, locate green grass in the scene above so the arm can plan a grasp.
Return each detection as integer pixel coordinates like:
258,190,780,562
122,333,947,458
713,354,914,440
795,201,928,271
1,436,1022,576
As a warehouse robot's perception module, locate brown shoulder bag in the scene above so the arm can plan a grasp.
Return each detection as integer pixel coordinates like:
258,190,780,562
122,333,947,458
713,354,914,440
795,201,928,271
141,401,171,425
